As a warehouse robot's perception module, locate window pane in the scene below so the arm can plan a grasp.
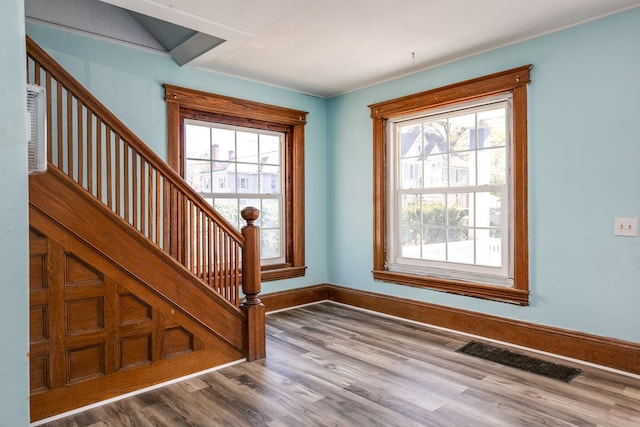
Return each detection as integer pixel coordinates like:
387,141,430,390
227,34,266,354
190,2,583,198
420,195,448,260
448,228,473,264
447,193,470,228
185,160,210,193
260,165,280,194
423,120,447,154
422,228,447,261
259,134,281,194
448,113,474,152
261,229,281,260
401,243,422,260
422,194,446,228
211,128,236,161
236,131,259,163
400,157,423,189
476,191,502,267
476,191,500,228
217,166,236,193
477,147,505,185
449,152,474,186
401,194,421,259
214,198,239,228
478,107,506,148
185,125,210,160
399,123,422,157
236,164,259,194
261,198,280,229
476,228,502,267
490,203,502,227
260,134,281,163
424,154,448,188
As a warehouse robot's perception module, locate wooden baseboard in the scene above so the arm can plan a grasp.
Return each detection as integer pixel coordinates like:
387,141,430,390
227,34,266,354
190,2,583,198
261,284,329,312
262,284,640,376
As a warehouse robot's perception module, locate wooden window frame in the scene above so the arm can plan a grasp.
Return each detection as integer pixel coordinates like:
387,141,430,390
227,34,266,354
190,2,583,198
369,65,532,305
164,84,307,281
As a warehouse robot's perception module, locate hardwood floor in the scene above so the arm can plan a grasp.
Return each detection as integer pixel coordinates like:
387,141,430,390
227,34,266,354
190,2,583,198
39,302,640,426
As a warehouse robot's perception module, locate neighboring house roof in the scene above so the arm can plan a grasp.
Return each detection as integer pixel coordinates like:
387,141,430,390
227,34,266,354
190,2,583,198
400,127,461,163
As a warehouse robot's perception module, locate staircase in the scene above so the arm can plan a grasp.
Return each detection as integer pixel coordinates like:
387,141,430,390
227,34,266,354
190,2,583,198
26,37,265,422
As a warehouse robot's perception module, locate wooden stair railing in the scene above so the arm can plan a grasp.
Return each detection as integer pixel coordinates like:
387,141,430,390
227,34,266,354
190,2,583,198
26,36,265,360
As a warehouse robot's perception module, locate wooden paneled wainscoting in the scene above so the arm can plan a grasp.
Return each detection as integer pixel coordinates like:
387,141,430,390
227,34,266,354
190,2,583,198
28,169,250,422
261,284,640,376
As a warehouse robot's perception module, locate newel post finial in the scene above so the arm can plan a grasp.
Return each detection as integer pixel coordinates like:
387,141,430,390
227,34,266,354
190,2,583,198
240,206,265,361
241,206,259,227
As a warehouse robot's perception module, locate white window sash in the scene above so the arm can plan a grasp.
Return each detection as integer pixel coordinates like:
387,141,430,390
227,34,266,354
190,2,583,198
184,119,286,264
386,96,514,286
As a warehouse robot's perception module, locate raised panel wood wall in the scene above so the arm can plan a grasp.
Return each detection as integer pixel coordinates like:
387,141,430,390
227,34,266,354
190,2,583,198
28,172,246,422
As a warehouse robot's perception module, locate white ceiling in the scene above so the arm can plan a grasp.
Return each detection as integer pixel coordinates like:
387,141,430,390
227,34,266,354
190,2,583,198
94,1,639,97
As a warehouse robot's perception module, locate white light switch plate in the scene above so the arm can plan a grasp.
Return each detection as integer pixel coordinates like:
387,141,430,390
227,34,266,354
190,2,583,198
614,217,638,237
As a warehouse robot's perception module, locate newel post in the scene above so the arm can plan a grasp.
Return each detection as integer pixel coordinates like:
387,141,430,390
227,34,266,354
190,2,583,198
240,206,266,361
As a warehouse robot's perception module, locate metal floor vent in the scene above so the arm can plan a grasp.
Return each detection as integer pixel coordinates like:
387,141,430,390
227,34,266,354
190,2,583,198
456,342,581,383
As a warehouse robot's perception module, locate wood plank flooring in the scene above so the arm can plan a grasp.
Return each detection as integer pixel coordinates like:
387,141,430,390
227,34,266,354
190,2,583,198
39,302,640,426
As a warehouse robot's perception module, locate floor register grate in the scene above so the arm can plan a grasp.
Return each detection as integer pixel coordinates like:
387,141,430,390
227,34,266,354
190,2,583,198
456,341,581,383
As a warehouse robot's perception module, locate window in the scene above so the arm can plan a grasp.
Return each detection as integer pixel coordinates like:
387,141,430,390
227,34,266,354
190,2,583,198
184,121,286,265
164,84,308,281
370,66,531,305
391,98,510,279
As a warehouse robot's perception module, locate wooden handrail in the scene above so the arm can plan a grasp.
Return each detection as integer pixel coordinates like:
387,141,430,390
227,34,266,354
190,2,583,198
25,36,259,309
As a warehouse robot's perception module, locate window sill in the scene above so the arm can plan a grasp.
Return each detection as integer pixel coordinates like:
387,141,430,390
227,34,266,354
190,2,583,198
262,265,307,282
372,269,529,305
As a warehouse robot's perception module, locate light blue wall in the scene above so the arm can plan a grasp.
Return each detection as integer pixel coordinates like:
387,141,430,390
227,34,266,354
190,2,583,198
0,0,30,424
328,8,640,343
26,22,329,295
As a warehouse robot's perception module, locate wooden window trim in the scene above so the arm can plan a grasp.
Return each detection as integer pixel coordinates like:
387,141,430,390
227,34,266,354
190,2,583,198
164,84,307,281
369,65,532,305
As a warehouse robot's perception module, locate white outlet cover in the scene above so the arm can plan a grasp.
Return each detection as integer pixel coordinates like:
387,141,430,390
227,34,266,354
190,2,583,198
614,217,638,237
